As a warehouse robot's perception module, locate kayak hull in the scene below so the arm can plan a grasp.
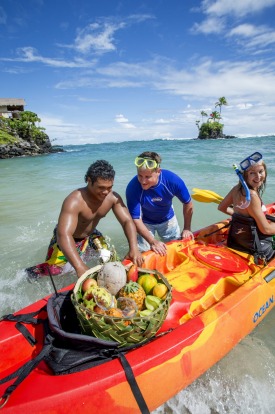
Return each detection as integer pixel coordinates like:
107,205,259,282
1,210,275,413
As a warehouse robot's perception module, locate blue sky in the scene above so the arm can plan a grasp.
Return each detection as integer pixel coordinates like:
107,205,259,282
1,0,275,145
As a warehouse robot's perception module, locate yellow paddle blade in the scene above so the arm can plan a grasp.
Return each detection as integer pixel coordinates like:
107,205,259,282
192,188,222,199
192,188,224,201
191,193,221,204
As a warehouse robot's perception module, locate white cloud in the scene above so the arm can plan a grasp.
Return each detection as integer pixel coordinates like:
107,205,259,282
191,16,225,34
228,24,275,49
0,47,97,68
50,55,275,107
59,15,154,56
245,31,275,48
235,103,253,110
202,0,275,18
115,114,136,129
192,0,275,38
72,22,124,54
228,23,265,37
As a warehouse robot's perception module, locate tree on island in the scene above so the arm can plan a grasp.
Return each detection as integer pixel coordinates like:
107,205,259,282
4,111,47,143
215,96,228,115
196,97,230,139
200,110,208,122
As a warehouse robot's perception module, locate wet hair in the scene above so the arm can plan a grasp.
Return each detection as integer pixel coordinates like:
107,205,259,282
239,160,267,197
137,151,162,171
85,160,115,184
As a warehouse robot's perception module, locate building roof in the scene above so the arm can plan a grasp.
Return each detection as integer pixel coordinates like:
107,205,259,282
0,98,26,106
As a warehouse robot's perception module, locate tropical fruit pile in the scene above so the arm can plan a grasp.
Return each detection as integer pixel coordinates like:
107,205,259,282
74,262,170,318
72,263,172,346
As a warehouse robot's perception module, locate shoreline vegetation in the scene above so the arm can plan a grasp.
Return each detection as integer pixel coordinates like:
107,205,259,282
196,97,236,140
0,111,63,159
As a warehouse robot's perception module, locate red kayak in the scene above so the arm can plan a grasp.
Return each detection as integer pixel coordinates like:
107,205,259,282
1,205,275,413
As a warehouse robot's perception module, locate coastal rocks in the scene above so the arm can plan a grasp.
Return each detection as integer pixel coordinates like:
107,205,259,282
197,132,236,140
0,136,63,159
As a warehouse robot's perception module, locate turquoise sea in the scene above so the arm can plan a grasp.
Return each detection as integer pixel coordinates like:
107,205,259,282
1,136,275,413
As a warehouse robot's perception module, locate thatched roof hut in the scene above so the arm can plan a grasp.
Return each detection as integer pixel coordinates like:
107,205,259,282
0,98,26,117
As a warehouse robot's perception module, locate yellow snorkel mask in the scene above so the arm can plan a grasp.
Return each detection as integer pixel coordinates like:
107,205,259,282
134,157,159,169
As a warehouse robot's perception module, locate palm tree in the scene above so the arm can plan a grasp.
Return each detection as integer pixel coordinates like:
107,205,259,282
200,110,208,123
196,120,200,130
209,111,221,122
215,97,228,115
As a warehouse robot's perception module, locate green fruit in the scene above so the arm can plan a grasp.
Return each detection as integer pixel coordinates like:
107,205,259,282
83,298,96,311
139,309,152,317
137,274,151,286
145,301,155,311
138,274,158,295
145,295,161,311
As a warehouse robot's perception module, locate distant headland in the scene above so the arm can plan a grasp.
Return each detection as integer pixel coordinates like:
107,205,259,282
0,98,63,159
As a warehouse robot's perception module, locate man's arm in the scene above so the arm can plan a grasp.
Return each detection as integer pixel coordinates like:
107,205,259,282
133,218,167,256
181,200,194,239
57,195,89,278
112,193,144,266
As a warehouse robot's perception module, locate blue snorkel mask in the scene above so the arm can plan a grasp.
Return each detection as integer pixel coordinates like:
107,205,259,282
239,152,263,172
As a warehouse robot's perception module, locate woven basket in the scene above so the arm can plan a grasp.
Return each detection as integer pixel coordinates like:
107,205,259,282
71,265,172,347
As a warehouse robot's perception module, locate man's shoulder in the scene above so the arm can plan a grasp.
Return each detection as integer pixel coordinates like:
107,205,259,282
126,176,140,191
108,190,121,202
64,187,85,201
161,169,181,182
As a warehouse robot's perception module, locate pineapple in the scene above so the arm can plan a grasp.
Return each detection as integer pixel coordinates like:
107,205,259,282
117,281,146,311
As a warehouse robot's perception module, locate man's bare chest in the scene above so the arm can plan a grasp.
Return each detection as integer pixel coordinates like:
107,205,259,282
79,204,109,223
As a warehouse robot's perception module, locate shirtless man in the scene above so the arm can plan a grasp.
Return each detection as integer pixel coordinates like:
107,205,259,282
26,160,143,279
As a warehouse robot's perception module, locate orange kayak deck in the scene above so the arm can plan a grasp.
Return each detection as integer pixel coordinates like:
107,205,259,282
1,212,275,413
142,227,260,331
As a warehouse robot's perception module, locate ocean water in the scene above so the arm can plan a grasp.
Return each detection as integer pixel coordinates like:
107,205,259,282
1,135,275,413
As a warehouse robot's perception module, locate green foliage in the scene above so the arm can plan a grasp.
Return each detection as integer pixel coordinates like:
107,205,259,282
0,129,18,145
0,111,48,143
199,121,224,138
209,111,221,122
215,97,228,114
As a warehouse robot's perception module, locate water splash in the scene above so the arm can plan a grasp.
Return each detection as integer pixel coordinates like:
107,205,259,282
152,333,275,414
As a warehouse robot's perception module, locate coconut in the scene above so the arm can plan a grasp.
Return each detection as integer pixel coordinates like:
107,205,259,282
97,261,127,295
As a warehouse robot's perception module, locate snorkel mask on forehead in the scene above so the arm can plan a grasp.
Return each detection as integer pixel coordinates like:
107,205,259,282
134,157,159,169
239,151,263,172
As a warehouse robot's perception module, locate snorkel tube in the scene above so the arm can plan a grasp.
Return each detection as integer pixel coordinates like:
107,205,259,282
233,164,251,209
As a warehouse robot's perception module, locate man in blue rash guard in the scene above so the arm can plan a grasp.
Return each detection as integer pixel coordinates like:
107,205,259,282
126,151,193,256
